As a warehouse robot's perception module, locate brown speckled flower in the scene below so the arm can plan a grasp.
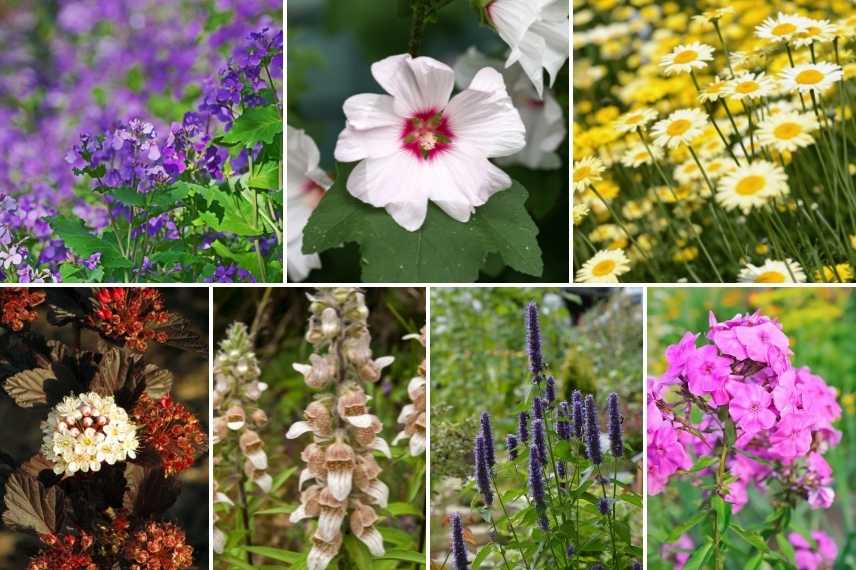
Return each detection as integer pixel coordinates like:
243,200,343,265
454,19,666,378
122,521,193,570
85,288,171,352
0,288,45,331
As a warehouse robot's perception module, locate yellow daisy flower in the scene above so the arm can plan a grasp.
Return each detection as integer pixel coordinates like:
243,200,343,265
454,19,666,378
757,112,819,153
716,161,789,213
573,156,606,192
738,259,806,283
575,249,631,283
814,263,855,283
755,13,806,43
780,63,843,93
613,107,659,134
620,143,661,168
660,42,715,75
650,108,707,149
791,18,836,48
725,72,777,101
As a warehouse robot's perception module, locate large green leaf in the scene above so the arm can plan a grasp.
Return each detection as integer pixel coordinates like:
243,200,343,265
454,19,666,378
51,216,132,269
302,162,543,282
221,105,283,147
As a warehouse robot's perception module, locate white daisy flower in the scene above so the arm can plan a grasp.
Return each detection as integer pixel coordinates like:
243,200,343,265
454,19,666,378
716,160,789,214
780,62,843,93
484,0,570,97
572,156,606,191
575,249,631,283
757,112,819,152
660,42,715,75
791,18,836,48
613,107,658,134
620,143,662,168
286,126,332,282
738,259,806,283
725,72,778,100
755,13,807,43
650,108,708,149
334,53,526,232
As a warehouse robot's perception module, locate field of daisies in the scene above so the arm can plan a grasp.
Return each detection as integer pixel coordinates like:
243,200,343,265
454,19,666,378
572,0,856,284
0,1,282,283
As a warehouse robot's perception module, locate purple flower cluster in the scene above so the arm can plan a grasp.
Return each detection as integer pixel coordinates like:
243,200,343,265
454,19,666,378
479,412,495,468
474,434,493,507
527,443,548,531
607,392,623,458
526,301,544,378
584,394,602,465
517,411,530,443
506,434,518,460
450,512,469,570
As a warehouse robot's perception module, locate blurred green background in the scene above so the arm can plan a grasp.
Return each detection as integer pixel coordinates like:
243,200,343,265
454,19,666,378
213,287,426,568
429,287,643,564
647,288,856,570
288,0,570,283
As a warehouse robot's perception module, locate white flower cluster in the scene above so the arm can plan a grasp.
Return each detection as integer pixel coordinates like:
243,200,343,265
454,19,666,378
41,392,139,476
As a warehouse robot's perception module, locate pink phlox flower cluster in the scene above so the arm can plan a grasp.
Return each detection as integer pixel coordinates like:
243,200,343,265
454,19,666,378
790,530,837,570
647,311,841,513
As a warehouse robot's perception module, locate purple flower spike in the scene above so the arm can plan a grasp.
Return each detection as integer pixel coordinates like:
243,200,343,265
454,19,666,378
598,496,610,515
533,418,547,464
608,392,624,458
585,394,602,465
545,376,556,403
526,302,544,379
480,411,495,468
557,460,566,480
518,411,530,443
572,392,584,439
506,434,519,460
450,512,469,570
557,401,571,440
474,435,493,507
533,396,545,421
528,443,548,530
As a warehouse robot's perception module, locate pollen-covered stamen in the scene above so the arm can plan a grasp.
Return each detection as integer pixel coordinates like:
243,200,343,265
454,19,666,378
401,110,454,160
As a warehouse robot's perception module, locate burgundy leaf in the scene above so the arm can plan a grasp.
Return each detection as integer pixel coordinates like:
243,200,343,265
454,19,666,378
2,472,65,534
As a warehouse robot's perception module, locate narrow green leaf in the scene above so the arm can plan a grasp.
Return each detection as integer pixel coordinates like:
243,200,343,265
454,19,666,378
682,541,713,570
342,535,372,570
386,502,424,518
471,543,496,570
711,495,731,533
666,509,708,543
243,546,303,563
377,548,426,565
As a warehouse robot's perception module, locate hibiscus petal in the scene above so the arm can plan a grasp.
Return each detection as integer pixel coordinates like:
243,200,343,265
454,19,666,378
347,153,429,231
371,54,454,116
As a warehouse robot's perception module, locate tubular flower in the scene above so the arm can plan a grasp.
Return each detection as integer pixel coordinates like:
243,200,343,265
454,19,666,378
474,434,493,506
132,394,206,476
525,301,544,376
607,392,623,458
84,288,172,352
393,327,426,455
41,392,139,476
288,288,394,569
528,443,548,530
479,411,496,467
121,521,193,570
585,394,603,465
0,287,45,331
450,512,469,570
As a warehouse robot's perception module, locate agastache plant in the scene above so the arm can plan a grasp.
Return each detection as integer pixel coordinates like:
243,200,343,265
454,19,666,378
0,287,206,570
211,321,270,555
286,288,396,570
648,310,843,569
458,301,641,569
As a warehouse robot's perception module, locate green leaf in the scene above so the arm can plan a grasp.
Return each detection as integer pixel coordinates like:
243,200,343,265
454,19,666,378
470,543,496,570
730,525,769,552
211,240,262,279
377,548,426,565
242,546,303,563
221,105,283,147
711,495,731,533
195,187,264,237
303,162,543,282
248,160,280,191
149,181,201,209
666,509,708,543
342,535,373,570
682,541,713,570
690,455,718,472
106,186,147,207
385,502,423,518
51,216,132,269
746,552,764,570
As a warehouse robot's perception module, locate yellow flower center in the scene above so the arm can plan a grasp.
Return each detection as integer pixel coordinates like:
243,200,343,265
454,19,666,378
773,122,801,139
772,23,797,36
635,152,648,161
666,119,692,136
756,271,786,283
736,175,766,195
673,50,698,64
735,81,759,94
574,166,591,182
795,69,824,85
592,259,617,277
625,113,641,124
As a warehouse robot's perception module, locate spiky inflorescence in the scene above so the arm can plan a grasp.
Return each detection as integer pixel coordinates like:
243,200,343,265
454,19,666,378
474,435,493,506
85,288,171,352
122,521,193,570
518,411,530,443
545,376,556,403
450,512,469,570
532,396,544,420
0,288,45,331
557,460,566,480
525,302,543,378
479,411,495,468
132,394,206,476
528,443,549,530
632,562,642,570
566,544,575,559
532,418,547,464
572,390,584,439
506,434,519,460
557,401,571,440
607,392,623,458
287,288,394,569
585,394,602,465
598,496,610,515
394,328,426,456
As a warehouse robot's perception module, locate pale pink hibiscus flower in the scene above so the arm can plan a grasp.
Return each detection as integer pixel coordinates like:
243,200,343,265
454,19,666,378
334,54,526,231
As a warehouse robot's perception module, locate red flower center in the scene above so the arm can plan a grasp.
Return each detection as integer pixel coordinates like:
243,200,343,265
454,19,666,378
401,109,454,161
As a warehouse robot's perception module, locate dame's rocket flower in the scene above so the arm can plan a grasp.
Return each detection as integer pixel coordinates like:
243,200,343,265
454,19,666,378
287,125,331,282
483,0,569,97
334,53,525,232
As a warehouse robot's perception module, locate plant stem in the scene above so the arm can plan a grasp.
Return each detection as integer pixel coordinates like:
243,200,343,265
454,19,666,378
490,471,532,570
408,1,427,56
237,468,254,566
